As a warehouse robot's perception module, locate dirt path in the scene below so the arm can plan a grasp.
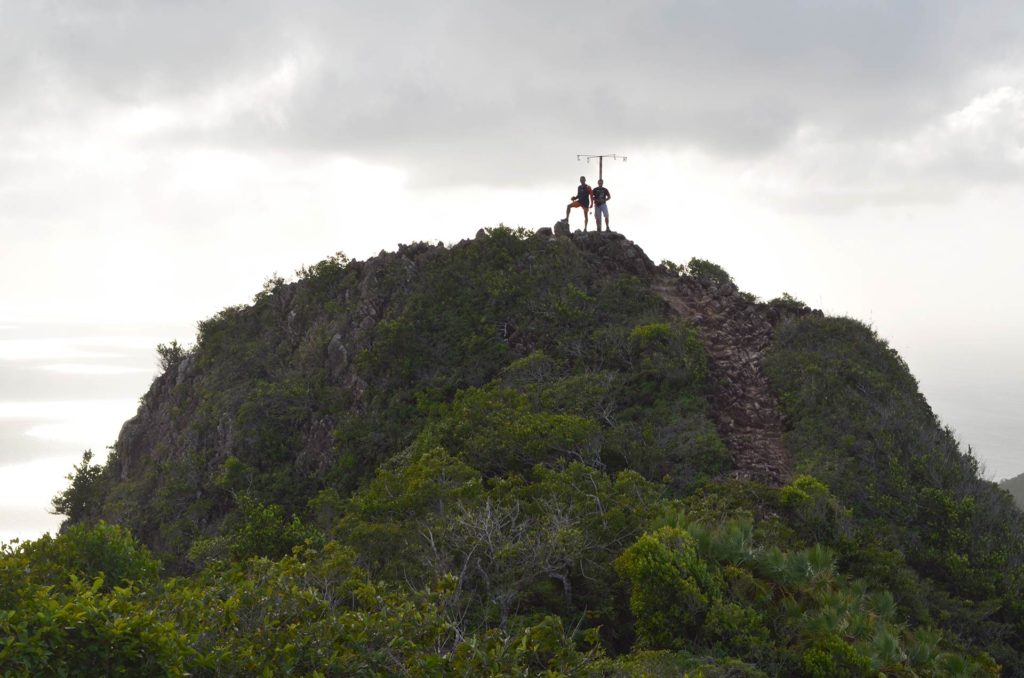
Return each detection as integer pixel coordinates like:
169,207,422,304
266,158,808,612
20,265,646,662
653,275,792,486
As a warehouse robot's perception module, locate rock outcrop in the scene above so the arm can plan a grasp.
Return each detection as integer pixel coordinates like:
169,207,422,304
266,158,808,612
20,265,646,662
654,274,794,485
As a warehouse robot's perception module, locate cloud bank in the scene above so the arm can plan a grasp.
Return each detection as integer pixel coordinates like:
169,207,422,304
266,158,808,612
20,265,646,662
3,1,1024,193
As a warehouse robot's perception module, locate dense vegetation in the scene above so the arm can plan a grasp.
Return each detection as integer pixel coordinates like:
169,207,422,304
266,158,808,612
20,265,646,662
3,228,1021,675
765,316,1024,672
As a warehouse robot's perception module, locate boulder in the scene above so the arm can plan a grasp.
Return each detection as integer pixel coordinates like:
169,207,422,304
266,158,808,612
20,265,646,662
717,282,738,297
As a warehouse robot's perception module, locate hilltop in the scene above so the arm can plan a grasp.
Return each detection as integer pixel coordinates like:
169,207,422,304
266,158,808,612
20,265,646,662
71,228,812,552
6,226,1022,675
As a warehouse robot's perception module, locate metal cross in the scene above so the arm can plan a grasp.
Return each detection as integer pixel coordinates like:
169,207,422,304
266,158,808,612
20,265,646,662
576,154,627,181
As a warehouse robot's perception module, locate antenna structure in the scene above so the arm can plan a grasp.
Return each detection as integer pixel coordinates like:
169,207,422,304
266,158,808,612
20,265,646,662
576,154,627,181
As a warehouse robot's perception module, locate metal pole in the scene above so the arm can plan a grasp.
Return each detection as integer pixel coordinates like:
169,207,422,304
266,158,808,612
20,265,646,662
577,154,626,181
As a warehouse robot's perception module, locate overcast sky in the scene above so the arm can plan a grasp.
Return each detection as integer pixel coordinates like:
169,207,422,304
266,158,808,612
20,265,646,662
3,1,1024,541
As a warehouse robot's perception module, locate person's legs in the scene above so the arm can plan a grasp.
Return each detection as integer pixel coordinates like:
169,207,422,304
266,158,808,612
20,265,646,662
582,203,589,230
594,203,607,231
566,200,580,220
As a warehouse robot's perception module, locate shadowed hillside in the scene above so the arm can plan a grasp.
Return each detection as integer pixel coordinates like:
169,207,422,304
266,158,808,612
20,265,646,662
6,226,1021,675
1003,472,1024,510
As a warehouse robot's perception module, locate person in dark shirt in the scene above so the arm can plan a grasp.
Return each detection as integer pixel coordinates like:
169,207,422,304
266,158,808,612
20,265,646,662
592,179,611,232
565,176,593,230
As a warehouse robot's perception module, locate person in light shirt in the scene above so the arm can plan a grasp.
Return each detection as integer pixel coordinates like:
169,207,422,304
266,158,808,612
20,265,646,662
592,179,611,232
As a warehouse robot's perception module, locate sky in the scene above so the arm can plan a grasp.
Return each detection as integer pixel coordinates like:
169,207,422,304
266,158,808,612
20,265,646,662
2,1,1024,542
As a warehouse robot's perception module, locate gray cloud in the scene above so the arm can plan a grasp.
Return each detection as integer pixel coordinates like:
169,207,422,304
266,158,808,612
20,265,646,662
3,1,1024,188
0,421,64,465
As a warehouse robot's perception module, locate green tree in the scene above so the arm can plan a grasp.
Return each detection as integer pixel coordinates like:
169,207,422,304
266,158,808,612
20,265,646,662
51,450,104,525
6,521,159,592
615,527,718,650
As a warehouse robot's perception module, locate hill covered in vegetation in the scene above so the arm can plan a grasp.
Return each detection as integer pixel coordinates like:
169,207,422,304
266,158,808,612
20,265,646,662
4,227,1023,676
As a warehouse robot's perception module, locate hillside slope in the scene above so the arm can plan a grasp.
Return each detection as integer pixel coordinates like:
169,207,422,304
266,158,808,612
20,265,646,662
40,226,1024,675
79,229,797,556
1003,472,1024,510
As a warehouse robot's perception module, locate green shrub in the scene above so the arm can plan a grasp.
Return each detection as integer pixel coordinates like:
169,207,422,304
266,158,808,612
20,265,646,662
50,450,105,525
615,527,717,649
6,522,159,592
0,577,188,677
687,258,733,287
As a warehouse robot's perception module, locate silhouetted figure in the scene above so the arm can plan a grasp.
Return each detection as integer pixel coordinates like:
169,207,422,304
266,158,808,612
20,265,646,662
566,176,593,230
593,179,611,231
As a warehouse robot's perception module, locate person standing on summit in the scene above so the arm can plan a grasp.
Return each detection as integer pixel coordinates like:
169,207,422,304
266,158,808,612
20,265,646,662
592,178,611,232
566,176,593,230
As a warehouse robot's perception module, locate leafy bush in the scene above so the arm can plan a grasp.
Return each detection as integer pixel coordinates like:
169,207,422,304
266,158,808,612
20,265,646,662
51,450,105,526
6,522,159,592
615,527,717,649
0,577,187,677
0,523,182,676
412,386,601,475
156,340,187,370
615,516,994,676
687,258,733,287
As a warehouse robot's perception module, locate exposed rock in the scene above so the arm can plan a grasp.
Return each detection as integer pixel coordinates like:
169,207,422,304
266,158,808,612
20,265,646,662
398,241,438,258
175,355,195,386
571,231,658,278
553,219,570,237
653,272,792,486
765,299,822,327
717,282,737,297
216,413,235,458
327,333,349,376
114,368,185,481
295,417,336,477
